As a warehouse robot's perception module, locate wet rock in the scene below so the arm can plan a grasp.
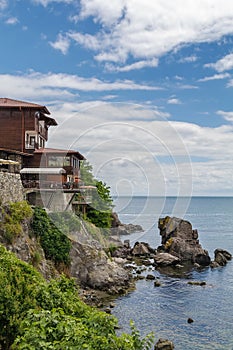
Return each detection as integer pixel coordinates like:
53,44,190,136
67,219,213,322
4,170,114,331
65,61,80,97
158,216,210,266
187,281,206,286
154,279,162,287
154,252,181,266
154,338,174,349
187,317,194,323
214,249,232,264
214,251,227,266
146,274,155,280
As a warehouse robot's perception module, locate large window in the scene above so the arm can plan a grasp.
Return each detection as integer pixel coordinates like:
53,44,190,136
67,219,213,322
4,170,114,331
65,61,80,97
48,155,70,167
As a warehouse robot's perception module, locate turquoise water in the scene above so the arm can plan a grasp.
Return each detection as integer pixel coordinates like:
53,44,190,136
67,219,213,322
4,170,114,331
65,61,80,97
112,197,233,350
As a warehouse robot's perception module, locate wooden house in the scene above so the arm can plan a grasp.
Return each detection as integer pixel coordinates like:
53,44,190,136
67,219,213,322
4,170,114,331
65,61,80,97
0,98,85,188
0,98,94,211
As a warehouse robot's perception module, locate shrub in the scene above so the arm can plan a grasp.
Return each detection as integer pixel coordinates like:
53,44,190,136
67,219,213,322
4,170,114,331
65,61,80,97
0,201,33,243
31,207,71,266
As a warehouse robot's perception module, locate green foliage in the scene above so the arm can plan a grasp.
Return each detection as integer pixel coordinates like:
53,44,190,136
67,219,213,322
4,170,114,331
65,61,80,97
129,320,154,350
80,160,96,186
0,245,44,349
31,207,71,266
86,180,113,229
80,161,113,229
0,201,33,243
49,211,81,236
0,246,154,350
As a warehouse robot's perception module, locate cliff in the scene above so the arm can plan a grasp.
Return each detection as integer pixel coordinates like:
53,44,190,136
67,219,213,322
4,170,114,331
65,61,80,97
0,201,132,297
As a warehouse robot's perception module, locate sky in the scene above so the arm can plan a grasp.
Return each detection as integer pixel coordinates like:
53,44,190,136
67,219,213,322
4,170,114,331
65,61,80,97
1,0,233,197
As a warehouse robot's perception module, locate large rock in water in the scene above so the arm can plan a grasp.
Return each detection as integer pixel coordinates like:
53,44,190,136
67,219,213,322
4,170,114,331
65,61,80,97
158,216,211,266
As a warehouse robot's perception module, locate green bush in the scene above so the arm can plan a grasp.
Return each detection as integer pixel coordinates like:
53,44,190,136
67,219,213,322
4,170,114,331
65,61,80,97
0,245,44,349
0,201,33,243
31,207,71,266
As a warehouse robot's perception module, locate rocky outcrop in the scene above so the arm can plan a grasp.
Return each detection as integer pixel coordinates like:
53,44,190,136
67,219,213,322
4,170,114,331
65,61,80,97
111,212,143,235
212,248,232,267
0,220,59,280
70,240,131,294
158,216,211,266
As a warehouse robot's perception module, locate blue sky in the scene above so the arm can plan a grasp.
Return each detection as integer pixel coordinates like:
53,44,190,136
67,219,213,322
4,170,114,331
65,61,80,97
1,0,233,197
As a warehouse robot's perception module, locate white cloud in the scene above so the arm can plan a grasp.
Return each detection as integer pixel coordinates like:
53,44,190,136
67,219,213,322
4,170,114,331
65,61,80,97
198,73,230,82
167,98,182,105
63,0,233,66
5,17,18,25
0,72,160,103
205,53,233,72
179,55,198,63
49,33,70,55
216,110,233,122
45,101,233,196
105,58,158,72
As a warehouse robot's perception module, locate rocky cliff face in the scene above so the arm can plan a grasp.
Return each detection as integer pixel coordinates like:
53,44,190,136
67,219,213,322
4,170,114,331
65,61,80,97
0,204,132,295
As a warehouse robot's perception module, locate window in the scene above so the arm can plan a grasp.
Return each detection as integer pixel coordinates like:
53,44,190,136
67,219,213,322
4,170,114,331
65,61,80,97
30,136,35,147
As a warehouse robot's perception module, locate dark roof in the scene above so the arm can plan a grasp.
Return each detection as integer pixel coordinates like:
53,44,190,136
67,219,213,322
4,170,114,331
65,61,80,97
0,147,33,157
33,148,86,160
0,98,57,126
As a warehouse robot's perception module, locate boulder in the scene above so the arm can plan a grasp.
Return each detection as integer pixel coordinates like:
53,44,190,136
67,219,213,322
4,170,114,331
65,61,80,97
154,338,174,350
131,241,155,256
154,252,181,266
158,216,210,266
214,251,227,266
215,248,232,261
211,249,232,267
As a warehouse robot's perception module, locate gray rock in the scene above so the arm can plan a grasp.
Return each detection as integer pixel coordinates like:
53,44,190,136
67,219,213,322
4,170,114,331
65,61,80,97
131,241,155,256
154,338,174,350
214,251,227,266
158,216,210,266
154,252,181,266
215,248,232,261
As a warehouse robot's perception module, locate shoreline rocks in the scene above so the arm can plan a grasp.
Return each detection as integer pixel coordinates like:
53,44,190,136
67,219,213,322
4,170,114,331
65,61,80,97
111,212,143,235
158,216,211,266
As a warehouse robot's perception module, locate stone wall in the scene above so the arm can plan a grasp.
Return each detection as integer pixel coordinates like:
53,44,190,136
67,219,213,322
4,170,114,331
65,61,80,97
0,172,24,204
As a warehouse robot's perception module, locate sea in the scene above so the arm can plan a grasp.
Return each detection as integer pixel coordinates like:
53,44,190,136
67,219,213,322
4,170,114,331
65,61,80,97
112,196,233,350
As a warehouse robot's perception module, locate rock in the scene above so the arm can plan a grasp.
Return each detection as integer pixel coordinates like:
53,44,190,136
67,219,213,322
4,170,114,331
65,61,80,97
215,248,232,261
146,274,155,280
154,279,162,287
158,216,210,266
187,281,206,286
154,338,174,350
70,240,132,294
210,261,220,268
131,241,155,256
111,212,122,227
214,251,227,266
111,215,144,235
154,252,181,266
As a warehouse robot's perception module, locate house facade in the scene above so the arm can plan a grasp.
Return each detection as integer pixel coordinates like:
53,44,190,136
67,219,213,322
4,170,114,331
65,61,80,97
0,98,85,189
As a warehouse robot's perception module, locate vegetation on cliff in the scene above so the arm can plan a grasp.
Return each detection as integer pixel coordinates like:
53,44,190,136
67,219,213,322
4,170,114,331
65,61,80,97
80,161,113,228
0,244,154,349
32,207,71,266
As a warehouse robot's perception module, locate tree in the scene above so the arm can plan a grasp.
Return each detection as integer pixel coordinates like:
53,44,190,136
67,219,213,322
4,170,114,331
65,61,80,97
80,161,114,229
